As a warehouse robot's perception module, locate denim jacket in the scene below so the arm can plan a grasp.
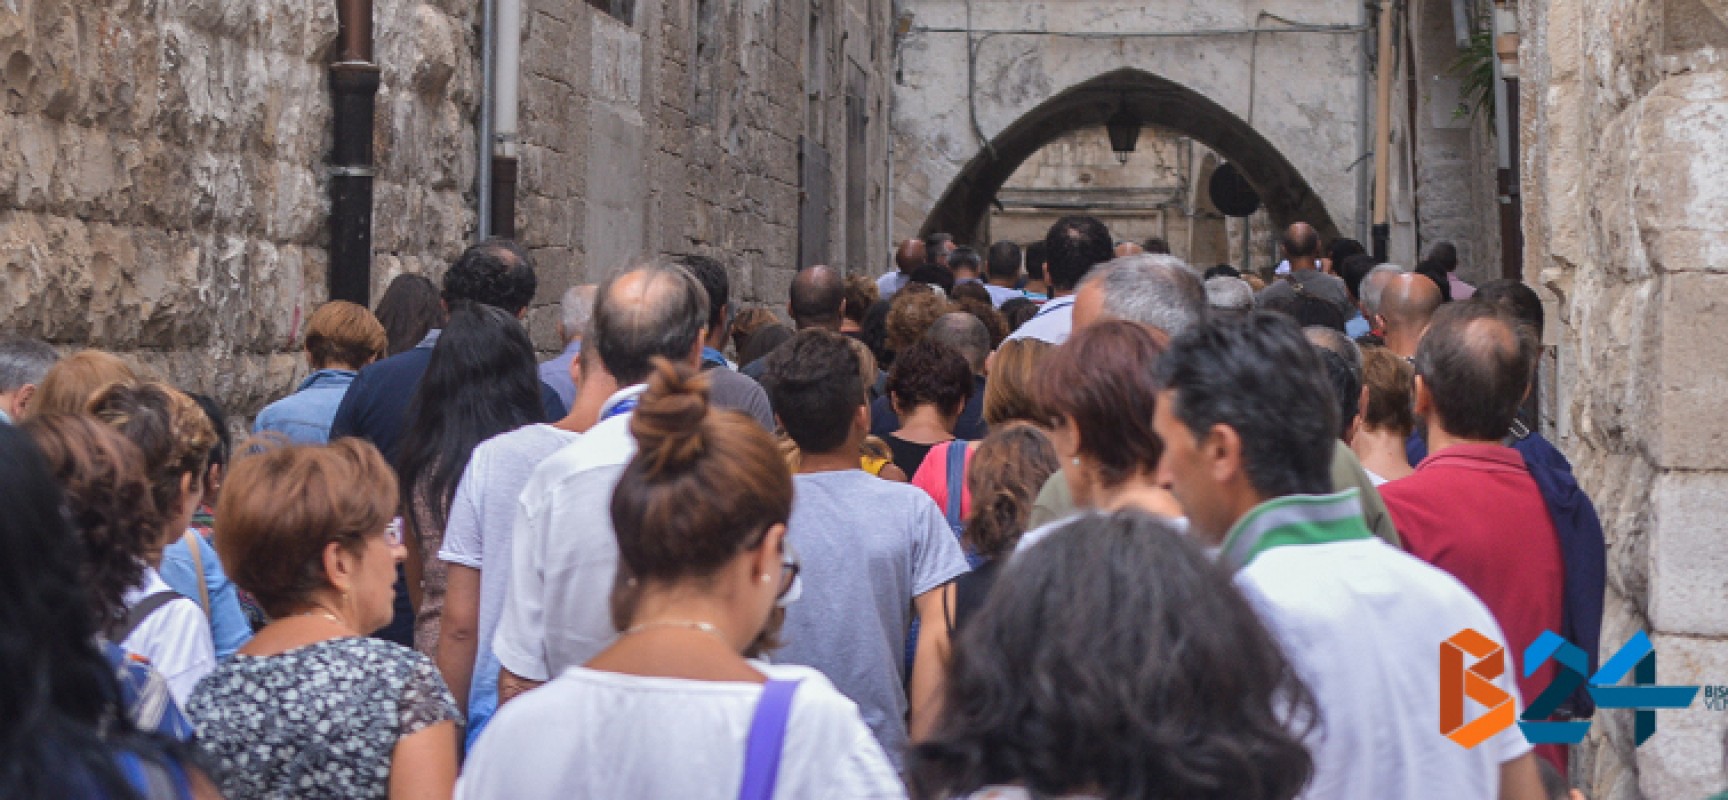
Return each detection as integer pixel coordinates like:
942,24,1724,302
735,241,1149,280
253,369,358,445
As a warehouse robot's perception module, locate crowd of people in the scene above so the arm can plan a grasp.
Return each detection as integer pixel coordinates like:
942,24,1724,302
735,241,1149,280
0,212,1619,799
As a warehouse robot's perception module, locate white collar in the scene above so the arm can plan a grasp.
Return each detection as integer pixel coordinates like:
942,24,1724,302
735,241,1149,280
599,384,649,420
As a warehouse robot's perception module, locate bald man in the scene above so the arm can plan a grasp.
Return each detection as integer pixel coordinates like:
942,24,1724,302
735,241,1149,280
1376,273,1444,358
1113,241,1145,258
742,264,846,380
1258,223,1354,321
880,239,926,300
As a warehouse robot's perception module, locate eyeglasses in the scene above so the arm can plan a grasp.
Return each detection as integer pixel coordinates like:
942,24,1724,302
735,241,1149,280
384,518,405,548
777,541,802,602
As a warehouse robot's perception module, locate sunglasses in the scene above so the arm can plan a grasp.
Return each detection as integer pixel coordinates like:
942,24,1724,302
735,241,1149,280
777,540,802,603
384,518,405,548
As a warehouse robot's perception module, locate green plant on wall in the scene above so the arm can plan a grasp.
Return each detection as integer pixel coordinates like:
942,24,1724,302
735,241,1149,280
1449,25,1496,121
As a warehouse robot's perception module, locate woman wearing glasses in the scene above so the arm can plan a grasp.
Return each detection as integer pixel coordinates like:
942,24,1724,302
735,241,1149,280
459,360,903,799
185,439,460,800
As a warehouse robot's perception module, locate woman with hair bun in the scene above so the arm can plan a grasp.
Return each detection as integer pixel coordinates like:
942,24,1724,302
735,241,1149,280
458,359,903,799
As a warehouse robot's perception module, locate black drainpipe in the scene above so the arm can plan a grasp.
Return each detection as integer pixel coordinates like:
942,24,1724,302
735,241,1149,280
329,0,380,306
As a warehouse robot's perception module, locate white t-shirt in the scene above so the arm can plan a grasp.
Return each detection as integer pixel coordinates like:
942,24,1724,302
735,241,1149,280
1235,538,1531,800
438,424,581,722
491,387,644,682
1004,294,1074,344
122,567,216,705
457,664,906,800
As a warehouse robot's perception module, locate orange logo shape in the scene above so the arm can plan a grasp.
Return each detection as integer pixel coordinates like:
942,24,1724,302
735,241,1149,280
1440,628,1517,748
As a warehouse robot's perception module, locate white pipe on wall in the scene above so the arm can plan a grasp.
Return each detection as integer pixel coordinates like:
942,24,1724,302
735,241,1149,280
493,0,522,159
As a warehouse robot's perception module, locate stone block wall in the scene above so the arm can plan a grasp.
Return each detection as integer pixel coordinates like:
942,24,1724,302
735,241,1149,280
1520,0,1728,795
0,0,474,415
0,0,894,416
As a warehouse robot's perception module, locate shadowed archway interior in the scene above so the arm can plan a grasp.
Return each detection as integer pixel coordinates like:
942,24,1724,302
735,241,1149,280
922,69,1339,245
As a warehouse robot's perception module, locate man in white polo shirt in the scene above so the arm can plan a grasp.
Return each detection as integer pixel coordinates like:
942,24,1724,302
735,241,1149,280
1151,311,1545,800
492,261,711,705
1005,215,1115,346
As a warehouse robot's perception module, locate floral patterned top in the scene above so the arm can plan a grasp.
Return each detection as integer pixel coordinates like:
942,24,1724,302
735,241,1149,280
186,637,460,799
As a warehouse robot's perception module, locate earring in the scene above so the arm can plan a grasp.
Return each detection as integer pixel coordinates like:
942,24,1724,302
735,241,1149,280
758,573,773,584
1072,457,1081,467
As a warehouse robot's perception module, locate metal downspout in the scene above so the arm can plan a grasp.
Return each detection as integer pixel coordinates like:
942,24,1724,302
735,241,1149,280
330,0,381,306
477,0,497,241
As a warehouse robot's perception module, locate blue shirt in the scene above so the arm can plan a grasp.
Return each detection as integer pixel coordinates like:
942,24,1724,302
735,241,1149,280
159,532,253,660
253,369,358,445
1346,312,1371,339
538,340,582,410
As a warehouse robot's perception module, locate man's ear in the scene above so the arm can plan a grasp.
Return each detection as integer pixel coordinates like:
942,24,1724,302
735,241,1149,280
688,331,707,367
854,402,871,435
12,383,35,416
1206,423,1245,485
1413,375,1434,420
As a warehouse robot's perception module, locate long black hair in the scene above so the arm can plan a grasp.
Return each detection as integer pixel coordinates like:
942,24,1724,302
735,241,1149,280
374,273,444,356
0,424,181,797
908,512,1317,800
397,302,544,542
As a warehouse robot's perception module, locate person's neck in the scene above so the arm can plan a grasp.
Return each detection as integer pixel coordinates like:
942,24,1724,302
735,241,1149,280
1383,327,1421,358
703,333,726,351
1352,427,1415,480
839,319,862,334
584,589,764,683
796,319,842,333
1425,422,1502,455
1093,478,1185,519
800,435,866,473
1049,285,1074,299
1289,259,1318,273
988,276,1016,288
895,406,958,444
558,383,617,433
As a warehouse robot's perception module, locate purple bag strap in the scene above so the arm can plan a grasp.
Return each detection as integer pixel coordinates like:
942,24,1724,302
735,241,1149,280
739,679,802,800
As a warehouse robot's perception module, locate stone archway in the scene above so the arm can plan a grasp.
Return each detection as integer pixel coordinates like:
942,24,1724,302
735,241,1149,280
916,69,1339,245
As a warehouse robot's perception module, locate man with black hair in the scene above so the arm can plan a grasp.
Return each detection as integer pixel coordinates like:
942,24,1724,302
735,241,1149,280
1381,303,1572,746
1336,254,1380,337
740,264,846,381
760,330,969,765
1257,223,1354,320
925,233,956,268
1427,240,1475,299
983,241,1023,307
1007,215,1114,345
1142,236,1171,255
331,239,565,463
947,247,984,284
1152,311,1545,800
494,260,712,703
1022,240,1051,301
675,255,775,430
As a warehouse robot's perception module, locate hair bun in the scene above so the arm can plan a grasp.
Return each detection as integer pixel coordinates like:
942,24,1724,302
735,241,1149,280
630,358,713,477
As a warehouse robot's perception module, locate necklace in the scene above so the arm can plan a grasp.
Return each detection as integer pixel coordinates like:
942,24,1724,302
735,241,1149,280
295,608,347,628
620,619,729,643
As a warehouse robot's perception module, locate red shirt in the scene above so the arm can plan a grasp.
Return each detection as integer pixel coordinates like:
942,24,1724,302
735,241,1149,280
1381,444,1564,710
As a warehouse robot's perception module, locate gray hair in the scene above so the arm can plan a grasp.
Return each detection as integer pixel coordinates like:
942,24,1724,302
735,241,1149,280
1204,276,1256,317
593,262,709,386
1360,263,1408,316
0,336,59,393
1080,254,1207,336
926,312,990,374
560,285,598,342
1304,325,1362,383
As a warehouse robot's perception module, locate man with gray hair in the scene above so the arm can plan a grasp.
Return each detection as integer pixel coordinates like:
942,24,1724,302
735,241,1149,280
494,260,711,703
1070,254,1207,336
539,285,598,410
0,336,58,423
1204,276,1256,319
1358,264,1407,339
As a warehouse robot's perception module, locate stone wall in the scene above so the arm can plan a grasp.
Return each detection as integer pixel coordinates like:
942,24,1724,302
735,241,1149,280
1406,0,1503,282
1520,0,1728,795
0,0,894,417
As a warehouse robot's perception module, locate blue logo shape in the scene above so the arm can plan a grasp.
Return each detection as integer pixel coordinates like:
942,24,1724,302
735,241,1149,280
1517,632,1592,745
1587,632,1700,746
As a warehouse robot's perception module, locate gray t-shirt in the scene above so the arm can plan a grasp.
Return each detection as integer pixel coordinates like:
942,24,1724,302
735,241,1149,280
438,424,581,720
775,470,970,767
1255,269,1356,319
707,367,776,431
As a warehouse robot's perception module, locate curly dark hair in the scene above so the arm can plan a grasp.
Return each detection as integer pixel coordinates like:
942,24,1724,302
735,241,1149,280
887,340,973,418
441,238,538,315
21,415,164,628
908,512,1316,800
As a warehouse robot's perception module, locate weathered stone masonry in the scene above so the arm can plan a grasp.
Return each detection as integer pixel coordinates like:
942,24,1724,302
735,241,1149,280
0,0,895,418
